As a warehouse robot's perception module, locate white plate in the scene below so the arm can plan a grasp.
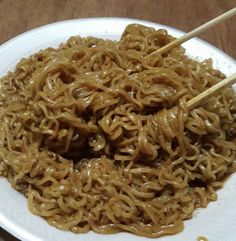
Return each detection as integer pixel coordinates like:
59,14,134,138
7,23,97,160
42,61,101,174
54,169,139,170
0,18,235,241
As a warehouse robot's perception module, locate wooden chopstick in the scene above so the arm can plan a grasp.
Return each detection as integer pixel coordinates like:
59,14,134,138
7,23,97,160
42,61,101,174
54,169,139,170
150,7,236,56
186,72,236,110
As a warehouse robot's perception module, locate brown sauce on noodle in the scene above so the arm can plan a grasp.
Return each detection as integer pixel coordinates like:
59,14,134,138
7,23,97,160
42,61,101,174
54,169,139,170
0,24,235,238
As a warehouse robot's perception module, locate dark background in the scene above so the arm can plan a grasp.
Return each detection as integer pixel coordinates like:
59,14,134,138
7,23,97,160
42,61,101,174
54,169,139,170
0,0,235,240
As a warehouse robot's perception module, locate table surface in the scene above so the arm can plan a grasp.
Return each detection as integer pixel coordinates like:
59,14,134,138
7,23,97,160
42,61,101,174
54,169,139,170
0,0,235,240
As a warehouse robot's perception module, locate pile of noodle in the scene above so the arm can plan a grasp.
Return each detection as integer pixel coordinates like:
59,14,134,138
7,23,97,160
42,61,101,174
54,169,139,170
0,24,235,238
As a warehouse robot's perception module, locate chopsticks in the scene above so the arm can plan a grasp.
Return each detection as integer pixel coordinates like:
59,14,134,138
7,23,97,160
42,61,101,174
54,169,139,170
186,72,236,110
147,8,236,109
149,7,236,56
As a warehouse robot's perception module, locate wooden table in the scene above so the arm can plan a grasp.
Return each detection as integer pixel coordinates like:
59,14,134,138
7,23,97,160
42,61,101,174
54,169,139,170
0,0,235,240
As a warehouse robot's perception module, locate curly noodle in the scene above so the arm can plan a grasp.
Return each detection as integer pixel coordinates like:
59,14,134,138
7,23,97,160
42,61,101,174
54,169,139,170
0,24,235,238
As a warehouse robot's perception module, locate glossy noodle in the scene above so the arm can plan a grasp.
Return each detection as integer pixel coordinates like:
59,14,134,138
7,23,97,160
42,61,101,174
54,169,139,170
0,24,235,238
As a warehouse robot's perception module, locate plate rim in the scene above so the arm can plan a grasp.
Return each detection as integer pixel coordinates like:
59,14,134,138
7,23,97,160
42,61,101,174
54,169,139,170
0,17,235,63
